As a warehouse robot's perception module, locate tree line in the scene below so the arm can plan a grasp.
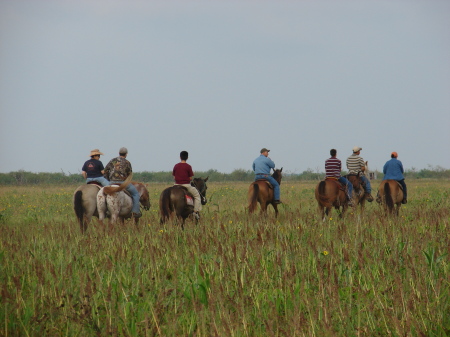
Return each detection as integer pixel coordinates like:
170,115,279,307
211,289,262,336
0,166,449,185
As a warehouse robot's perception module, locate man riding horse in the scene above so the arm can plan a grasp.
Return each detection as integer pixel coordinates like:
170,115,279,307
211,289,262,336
346,146,373,202
382,151,407,204
325,149,353,206
103,147,142,218
252,148,281,204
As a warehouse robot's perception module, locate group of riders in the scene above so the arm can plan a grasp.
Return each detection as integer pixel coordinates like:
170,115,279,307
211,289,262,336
82,145,408,219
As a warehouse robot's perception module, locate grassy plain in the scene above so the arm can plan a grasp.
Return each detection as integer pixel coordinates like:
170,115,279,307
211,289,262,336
0,180,449,336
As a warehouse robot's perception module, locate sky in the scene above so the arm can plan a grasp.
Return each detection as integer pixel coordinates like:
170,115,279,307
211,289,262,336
1,0,449,175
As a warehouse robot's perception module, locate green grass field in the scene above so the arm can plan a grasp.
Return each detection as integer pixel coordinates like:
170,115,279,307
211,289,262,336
1,180,449,336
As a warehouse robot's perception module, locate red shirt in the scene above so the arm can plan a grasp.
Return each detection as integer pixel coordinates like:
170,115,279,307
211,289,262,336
173,162,194,184
325,157,342,178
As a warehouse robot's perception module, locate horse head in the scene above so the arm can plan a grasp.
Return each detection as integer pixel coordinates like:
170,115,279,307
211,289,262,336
134,182,151,211
192,176,209,205
272,168,283,184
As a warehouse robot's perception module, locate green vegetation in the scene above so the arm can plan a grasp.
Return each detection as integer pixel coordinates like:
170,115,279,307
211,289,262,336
1,165,450,185
0,181,449,336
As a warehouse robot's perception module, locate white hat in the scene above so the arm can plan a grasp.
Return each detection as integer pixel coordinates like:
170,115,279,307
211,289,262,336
352,146,362,152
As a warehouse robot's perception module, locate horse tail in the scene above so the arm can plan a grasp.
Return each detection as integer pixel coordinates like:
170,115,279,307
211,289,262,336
317,181,330,205
384,182,394,210
248,183,259,212
74,190,85,225
103,174,133,195
160,188,173,222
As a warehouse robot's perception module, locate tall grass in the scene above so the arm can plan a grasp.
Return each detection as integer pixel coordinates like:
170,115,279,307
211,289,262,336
0,181,449,336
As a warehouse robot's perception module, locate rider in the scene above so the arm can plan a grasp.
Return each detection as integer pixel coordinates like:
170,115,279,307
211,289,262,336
252,148,281,204
346,146,374,202
103,147,142,218
325,149,354,206
383,151,407,204
173,151,202,219
81,149,110,187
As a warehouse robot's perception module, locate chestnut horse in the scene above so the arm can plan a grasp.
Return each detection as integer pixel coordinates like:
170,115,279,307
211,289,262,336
97,175,151,226
73,183,103,233
346,161,370,210
247,168,283,217
159,177,208,229
314,178,349,221
376,180,404,216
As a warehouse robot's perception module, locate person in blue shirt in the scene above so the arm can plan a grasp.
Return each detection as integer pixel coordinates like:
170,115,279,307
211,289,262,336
82,149,110,187
252,148,281,204
383,151,407,204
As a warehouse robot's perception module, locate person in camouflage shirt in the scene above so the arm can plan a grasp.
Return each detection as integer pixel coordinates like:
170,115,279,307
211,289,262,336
104,147,142,218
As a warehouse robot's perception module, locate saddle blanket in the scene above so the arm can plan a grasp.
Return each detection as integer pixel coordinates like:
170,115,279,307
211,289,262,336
185,195,194,206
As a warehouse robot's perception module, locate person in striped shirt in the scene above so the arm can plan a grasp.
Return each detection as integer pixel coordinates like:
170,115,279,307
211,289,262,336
325,149,353,206
346,146,374,202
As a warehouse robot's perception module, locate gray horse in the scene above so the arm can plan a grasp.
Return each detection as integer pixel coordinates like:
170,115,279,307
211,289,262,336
73,183,103,233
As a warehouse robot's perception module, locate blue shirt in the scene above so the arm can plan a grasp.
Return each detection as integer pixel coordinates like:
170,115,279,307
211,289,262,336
252,155,275,175
383,158,404,180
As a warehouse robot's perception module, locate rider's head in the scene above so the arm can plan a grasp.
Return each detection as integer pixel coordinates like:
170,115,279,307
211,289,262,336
330,149,337,157
119,147,128,157
391,152,398,158
180,151,189,161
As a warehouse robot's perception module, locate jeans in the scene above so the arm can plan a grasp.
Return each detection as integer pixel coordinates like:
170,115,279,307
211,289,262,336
86,177,110,187
361,175,371,193
111,181,141,213
398,179,407,199
255,174,280,200
338,177,353,198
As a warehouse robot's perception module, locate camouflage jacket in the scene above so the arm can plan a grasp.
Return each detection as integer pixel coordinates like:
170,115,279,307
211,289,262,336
104,156,132,182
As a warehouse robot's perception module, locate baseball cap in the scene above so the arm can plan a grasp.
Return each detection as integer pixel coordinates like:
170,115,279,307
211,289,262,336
119,147,128,154
260,148,270,153
352,146,362,153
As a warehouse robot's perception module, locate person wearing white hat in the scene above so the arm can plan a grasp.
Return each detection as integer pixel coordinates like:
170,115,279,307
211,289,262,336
104,147,142,218
81,149,110,187
346,146,373,202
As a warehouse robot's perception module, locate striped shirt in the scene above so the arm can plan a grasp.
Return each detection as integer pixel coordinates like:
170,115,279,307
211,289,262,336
325,157,342,178
346,154,365,175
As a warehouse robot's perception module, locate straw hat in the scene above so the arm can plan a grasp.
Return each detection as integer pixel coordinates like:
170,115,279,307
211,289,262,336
89,149,104,157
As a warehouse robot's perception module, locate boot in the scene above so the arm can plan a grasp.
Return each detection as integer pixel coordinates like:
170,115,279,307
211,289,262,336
365,193,374,202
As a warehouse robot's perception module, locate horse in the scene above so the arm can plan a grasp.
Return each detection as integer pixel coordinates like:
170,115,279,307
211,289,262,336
73,182,103,233
97,175,151,226
314,178,349,221
159,177,209,228
376,180,404,216
346,161,371,210
247,168,283,217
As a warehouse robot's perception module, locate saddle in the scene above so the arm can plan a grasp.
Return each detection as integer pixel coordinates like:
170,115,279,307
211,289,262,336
255,179,274,189
173,185,195,206
325,177,346,191
87,181,103,188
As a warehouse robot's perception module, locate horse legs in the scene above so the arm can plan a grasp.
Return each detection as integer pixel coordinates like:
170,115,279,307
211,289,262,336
271,203,279,217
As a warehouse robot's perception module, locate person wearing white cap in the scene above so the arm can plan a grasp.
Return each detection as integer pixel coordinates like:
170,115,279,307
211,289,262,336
103,147,142,218
346,146,373,202
81,149,110,187
252,148,281,204
383,152,407,204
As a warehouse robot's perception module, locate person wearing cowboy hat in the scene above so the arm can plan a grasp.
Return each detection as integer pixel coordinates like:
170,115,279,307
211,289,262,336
383,151,407,204
346,146,374,202
81,149,110,187
252,148,282,204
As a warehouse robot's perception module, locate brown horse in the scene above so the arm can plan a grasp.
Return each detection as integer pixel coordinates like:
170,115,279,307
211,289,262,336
73,182,103,233
247,168,283,217
376,180,404,216
159,177,208,228
346,161,371,210
314,178,349,221
97,175,151,226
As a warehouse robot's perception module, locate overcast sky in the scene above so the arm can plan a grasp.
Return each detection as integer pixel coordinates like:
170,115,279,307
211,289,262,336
1,0,449,175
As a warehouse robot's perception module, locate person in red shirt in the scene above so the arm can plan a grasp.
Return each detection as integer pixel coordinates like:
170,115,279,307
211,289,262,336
173,151,202,219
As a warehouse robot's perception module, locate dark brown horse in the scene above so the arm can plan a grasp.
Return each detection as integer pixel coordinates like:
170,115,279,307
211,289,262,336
159,177,208,228
346,161,371,211
376,180,404,216
247,168,283,217
314,178,349,221
73,182,103,233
